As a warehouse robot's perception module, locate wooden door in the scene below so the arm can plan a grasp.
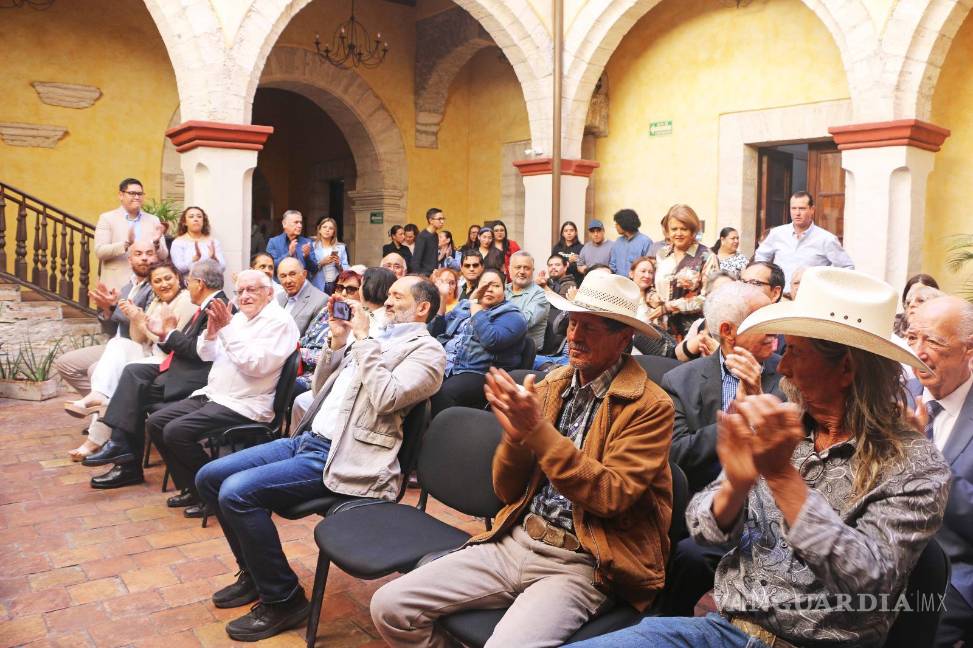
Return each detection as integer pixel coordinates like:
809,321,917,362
757,149,793,242
807,142,845,241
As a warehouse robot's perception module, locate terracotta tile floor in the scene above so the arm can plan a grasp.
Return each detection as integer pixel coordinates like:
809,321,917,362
0,395,483,647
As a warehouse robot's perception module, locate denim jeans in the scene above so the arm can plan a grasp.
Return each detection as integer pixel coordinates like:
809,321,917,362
533,352,569,371
195,432,332,603
569,613,769,648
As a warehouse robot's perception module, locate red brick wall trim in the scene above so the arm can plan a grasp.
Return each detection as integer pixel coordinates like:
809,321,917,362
513,158,600,177
828,119,950,152
165,121,275,153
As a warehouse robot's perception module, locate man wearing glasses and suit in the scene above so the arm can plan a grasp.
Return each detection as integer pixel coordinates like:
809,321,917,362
94,178,169,291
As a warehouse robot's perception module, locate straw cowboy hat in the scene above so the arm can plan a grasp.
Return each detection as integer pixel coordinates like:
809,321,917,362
545,272,661,339
737,266,928,371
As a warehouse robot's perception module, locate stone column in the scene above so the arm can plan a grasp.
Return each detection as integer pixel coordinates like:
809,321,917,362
512,158,599,259
829,119,949,290
347,189,406,267
165,121,274,288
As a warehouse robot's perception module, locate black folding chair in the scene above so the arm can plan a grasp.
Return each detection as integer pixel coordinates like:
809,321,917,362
518,336,537,370
508,369,548,385
198,348,302,527
304,407,504,648
437,461,691,646
882,538,950,648
633,354,681,385
273,398,431,521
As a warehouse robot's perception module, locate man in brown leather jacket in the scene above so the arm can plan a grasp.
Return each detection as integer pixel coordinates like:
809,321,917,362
371,273,675,647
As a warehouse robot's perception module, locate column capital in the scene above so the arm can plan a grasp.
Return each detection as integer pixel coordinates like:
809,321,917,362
165,120,274,154
512,157,600,178
828,119,950,153
347,188,406,210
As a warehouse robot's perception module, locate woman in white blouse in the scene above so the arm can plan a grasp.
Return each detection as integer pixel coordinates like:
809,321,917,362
66,262,196,460
169,206,226,276
309,216,349,294
711,226,748,278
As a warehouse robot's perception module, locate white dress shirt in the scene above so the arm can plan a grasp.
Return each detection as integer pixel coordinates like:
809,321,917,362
923,373,973,452
193,300,300,422
753,222,854,291
310,322,427,439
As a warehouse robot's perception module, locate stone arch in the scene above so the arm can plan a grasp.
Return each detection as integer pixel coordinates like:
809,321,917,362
884,0,973,120
560,0,880,158
259,45,408,264
414,7,495,149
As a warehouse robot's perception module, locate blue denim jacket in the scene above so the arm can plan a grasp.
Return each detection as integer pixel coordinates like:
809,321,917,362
439,299,527,375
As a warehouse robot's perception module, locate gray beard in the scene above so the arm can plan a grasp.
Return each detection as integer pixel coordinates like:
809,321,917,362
778,377,807,414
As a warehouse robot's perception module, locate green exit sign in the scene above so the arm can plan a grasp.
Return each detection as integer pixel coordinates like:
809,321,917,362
369,211,384,224
649,120,673,137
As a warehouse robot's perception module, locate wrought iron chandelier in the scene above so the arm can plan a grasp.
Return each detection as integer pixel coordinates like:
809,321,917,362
314,0,389,70
719,0,753,6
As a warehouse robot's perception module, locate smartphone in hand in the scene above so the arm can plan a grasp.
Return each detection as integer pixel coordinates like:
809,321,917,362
332,300,352,321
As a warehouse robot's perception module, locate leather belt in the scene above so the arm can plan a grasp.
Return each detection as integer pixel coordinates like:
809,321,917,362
523,513,582,552
726,616,800,648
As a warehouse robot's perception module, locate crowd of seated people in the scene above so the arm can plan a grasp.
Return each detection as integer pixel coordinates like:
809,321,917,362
57,185,973,646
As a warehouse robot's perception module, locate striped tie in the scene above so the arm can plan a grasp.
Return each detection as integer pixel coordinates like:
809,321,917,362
925,400,944,440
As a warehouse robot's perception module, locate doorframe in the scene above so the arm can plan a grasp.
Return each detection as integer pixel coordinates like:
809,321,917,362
717,100,852,253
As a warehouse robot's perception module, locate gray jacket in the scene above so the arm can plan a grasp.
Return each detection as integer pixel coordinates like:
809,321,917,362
98,278,153,339
296,325,446,499
277,281,328,335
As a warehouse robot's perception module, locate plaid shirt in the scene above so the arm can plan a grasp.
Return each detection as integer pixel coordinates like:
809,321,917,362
528,357,625,533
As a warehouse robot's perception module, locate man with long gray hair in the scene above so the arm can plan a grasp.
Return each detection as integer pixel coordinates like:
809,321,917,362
84,258,228,489
576,268,950,648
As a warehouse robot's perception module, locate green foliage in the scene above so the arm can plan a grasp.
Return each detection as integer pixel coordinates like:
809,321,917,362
143,197,182,226
0,336,62,382
946,235,973,300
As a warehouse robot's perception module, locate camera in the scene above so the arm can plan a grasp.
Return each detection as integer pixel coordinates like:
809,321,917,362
332,300,351,321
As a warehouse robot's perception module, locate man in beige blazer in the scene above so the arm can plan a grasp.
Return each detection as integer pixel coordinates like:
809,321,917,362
95,178,168,291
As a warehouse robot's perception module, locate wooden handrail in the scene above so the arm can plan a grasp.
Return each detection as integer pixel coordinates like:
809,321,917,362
0,181,98,314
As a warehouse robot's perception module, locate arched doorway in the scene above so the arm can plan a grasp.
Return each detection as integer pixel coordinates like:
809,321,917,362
251,88,357,258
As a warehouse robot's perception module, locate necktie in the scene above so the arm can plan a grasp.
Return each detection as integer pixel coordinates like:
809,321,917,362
159,308,201,373
924,400,944,440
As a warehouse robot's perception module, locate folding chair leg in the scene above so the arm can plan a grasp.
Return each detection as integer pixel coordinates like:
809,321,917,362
305,552,331,648
201,508,209,529
417,490,429,511
161,467,170,493
143,434,153,468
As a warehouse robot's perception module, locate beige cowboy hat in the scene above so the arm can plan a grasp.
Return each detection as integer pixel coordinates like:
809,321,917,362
545,272,661,339
737,266,928,371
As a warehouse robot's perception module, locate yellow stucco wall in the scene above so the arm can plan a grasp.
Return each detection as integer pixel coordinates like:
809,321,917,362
593,0,850,245
0,0,178,223
925,13,973,296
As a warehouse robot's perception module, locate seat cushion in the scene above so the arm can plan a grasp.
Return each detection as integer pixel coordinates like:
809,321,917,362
438,604,642,647
275,495,347,520
314,503,471,578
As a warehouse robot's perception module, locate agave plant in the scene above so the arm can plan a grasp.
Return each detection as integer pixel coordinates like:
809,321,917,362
16,336,61,382
143,197,182,228
946,235,973,299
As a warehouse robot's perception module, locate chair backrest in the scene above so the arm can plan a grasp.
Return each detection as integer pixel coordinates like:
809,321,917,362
633,354,681,385
883,537,950,648
518,336,537,370
668,461,690,546
539,306,566,355
270,349,302,432
417,407,504,518
509,369,547,385
394,399,431,502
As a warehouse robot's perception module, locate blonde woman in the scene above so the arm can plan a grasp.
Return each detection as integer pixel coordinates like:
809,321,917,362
309,216,349,294
654,204,718,338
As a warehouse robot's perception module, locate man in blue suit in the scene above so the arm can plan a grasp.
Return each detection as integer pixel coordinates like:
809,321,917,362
265,210,315,275
907,295,973,647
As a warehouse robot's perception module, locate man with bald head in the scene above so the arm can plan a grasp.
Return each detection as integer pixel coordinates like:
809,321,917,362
382,252,408,278
196,275,446,642
55,238,158,401
276,256,327,334
906,295,973,647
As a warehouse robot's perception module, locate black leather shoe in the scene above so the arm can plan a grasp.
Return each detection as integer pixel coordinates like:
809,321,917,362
225,591,309,642
212,570,258,609
166,490,198,508
82,440,135,467
183,503,210,519
90,463,144,489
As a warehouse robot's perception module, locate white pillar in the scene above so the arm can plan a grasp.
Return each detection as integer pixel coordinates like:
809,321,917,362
514,158,598,259
165,121,273,289
829,120,949,290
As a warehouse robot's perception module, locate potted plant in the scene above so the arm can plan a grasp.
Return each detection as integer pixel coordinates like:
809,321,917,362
0,337,61,401
143,197,182,231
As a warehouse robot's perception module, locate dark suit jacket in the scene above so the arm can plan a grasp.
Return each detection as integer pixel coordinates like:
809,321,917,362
661,351,784,493
155,291,227,401
411,229,439,275
929,382,973,607
98,279,153,339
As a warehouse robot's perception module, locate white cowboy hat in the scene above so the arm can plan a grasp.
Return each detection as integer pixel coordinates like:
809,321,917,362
545,272,661,339
737,266,928,371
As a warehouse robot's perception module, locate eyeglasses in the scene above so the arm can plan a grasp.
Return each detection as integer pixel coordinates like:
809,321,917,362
123,191,145,198
237,286,269,295
462,263,482,269
333,284,360,295
742,279,771,288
